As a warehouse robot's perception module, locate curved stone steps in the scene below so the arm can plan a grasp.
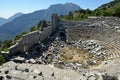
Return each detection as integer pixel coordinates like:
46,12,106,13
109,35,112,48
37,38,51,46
101,36,120,46
114,48,120,58
107,48,116,60
106,45,120,60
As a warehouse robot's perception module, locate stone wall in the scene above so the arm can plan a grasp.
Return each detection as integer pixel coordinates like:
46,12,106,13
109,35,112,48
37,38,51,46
65,17,120,44
9,14,59,54
60,21,92,27
39,26,53,41
66,25,93,42
9,30,39,53
52,14,60,33
9,25,54,54
8,16,120,54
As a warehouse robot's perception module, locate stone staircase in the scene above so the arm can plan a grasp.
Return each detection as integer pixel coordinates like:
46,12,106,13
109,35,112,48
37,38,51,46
100,36,120,60
65,16,120,60
105,44,120,60
107,47,120,60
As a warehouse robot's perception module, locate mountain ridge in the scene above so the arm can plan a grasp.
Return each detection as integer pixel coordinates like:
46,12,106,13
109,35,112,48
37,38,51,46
0,13,23,27
97,0,120,9
0,17,6,27
0,3,81,41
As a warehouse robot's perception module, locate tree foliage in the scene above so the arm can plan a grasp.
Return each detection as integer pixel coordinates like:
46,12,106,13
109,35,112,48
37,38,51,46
0,54,5,65
15,32,27,41
61,9,92,21
30,26,38,32
30,20,47,32
61,2,120,21
1,40,12,52
114,3,120,16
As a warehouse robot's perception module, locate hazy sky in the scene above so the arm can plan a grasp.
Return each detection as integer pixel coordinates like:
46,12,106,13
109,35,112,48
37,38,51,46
0,0,113,19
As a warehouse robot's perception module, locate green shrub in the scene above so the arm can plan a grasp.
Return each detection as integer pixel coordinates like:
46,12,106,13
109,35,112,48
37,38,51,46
0,54,5,65
114,3,120,16
2,47,9,52
15,32,27,41
61,2,120,20
1,40,12,52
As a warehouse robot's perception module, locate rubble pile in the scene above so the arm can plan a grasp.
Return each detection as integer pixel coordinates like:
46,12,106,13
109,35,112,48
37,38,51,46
74,40,107,58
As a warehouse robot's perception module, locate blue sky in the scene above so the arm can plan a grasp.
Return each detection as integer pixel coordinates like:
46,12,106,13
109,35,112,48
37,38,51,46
0,0,113,19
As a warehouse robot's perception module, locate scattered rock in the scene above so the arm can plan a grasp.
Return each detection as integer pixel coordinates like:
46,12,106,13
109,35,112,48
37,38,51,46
102,74,118,80
0,76,4,80
25,68,29,72
38,72,43,76
88,76,96,80
6,75,12,79
13,56,25,63
5,70,9,74
29,58,36,64
51,72,54,77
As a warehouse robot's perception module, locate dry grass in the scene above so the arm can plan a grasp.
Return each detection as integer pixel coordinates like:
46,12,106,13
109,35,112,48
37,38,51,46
60,44,106,68
59,45,107,69
60,46,91,63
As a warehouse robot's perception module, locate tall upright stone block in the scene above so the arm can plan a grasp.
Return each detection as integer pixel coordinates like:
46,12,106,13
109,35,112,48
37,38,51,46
52,14,60,32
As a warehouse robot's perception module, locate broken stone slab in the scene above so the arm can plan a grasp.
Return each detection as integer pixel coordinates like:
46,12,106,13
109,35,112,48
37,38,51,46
79,76,88,80
15,65,31,73
88,76,97,80
32,69,40,74
28,58,36,64
117,75,120,80
6,75,12,80
35,76,43,80
12,56,25,63
44,76,56,80
2,61,17,68
117,29,120,33
0,73,4,80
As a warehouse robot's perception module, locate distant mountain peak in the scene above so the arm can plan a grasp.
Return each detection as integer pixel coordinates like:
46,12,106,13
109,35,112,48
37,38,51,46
0,3,81,41
8,12,23,20
48,3,81,9
65,3,78,5
14,12,23,15
0,17,6,27
0,13,24,27
0,17,6,20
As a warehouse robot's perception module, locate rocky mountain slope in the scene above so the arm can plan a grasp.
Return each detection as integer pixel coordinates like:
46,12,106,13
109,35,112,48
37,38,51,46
0,13,23,27
98,0,120,9
0,18,6,27
0,3,81,41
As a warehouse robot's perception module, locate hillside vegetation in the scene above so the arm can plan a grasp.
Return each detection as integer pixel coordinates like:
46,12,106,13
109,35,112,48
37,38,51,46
61,0,120,20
